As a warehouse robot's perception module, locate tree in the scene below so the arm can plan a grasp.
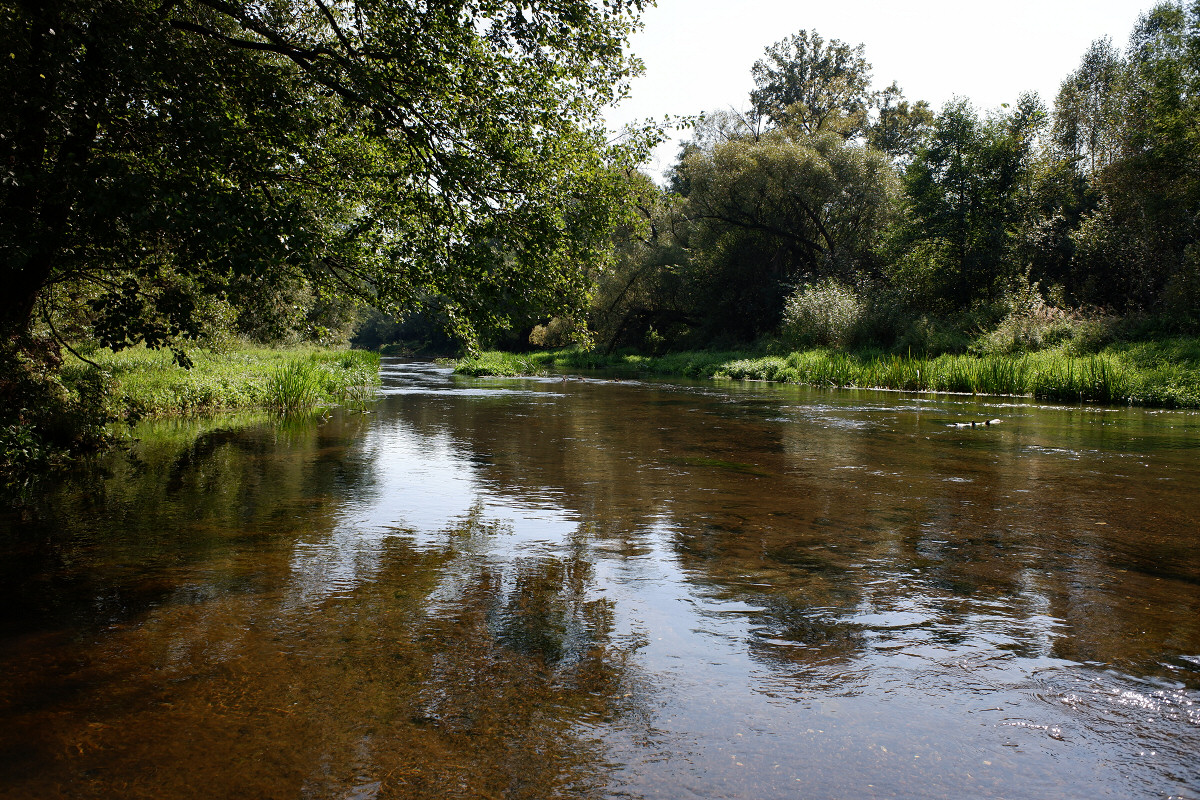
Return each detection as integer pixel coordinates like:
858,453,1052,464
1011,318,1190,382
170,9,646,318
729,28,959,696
666,109,764,197
867,82,935,162
672,130,899,340
590,170,694,350
1066,1,1200,311
1052,38,1124,175
0,0,652,357
900,95,1046,307
749,29,875,138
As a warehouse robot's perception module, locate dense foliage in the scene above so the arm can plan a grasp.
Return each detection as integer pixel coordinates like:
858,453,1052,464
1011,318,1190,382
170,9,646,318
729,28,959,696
1,0,652,354
588,3,1200,354
0,0,653,492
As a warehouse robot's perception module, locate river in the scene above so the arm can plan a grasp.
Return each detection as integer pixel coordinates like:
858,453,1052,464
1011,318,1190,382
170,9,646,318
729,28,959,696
1,359,1198,799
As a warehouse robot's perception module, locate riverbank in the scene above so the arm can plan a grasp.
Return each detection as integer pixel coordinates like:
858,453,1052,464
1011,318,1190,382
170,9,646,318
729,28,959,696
64,345,381,420
3,343,381,504
455,338,1200,408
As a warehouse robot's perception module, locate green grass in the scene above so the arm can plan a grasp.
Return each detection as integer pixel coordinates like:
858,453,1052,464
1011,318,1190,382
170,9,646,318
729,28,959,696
455,339,1200,408
455,348,749,380
452,351,549,377
720,349,1167,405
62,345,381,419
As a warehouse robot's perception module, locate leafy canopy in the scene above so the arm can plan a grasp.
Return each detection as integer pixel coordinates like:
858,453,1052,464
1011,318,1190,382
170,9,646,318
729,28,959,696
900,94,1047,307
0,0,654,355
750,29,875,138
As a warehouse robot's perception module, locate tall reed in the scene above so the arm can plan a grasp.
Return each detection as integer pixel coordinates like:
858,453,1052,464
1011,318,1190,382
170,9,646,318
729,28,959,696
265,358,322,414
454,342,1200,408
1030,355,1135,404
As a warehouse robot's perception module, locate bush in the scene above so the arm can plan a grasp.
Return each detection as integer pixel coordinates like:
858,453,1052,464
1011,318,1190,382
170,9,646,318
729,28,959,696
1064,317,1116,355
780,279,863,348
972,303,1076,355
885,238,958,314
1161,243,1200,322
1,338,115,503
529,317,577,348
852,293,914,348
894,315,974,355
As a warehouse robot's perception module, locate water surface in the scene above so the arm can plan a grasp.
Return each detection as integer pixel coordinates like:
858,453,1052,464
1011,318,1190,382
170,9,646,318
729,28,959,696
2,360,1198,799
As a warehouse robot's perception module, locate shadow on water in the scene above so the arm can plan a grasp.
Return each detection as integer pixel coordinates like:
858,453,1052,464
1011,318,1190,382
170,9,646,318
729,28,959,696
2,360,1199,799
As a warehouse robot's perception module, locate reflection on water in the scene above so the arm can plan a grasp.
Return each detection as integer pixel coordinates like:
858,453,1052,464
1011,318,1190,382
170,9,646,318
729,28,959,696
2,360,1199,799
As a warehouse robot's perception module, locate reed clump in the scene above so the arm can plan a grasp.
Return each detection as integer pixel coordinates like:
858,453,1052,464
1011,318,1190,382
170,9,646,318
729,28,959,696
717,350,1141,402
264,358,322,414
454,352,546,377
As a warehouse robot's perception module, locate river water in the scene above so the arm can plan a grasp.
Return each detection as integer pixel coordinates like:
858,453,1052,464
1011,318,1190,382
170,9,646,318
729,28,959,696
2,359,1198,799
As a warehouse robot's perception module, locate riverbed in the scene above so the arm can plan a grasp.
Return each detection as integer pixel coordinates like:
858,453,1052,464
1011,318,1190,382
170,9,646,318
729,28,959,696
2,359,1197,799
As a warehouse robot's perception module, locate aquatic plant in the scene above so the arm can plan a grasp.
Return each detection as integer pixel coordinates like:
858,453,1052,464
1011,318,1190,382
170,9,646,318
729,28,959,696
455,352,544,377
1030,355,1136,404
976,356,1029,396
265,358,323,414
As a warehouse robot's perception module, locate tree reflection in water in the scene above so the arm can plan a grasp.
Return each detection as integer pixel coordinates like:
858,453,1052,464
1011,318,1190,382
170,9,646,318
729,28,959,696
0,421,642,800
2,362,1200,799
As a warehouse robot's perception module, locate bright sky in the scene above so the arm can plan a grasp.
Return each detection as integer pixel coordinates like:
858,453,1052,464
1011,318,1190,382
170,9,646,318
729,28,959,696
605,0,1163,178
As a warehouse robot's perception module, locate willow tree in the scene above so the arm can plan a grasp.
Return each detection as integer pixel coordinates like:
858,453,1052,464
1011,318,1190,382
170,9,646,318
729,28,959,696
0,0,652,356
674,129,899,340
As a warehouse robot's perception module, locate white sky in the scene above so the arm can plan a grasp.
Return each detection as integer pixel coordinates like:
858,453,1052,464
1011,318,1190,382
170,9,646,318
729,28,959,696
605,0,1163,178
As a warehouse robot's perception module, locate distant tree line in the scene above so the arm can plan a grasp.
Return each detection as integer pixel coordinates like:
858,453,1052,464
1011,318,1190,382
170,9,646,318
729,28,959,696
586,3,1200,353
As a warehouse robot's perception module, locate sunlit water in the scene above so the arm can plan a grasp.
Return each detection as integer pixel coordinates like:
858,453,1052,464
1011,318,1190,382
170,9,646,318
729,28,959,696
2,359,1198,799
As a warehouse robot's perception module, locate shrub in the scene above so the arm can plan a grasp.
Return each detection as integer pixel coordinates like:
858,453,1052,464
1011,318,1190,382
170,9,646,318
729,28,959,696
972,301,1077,355
894,315,974,355
884,238,960,314
1,338,115,503
1161,243,1200,321
1064,317,1116,355
780,279,863,348
529,317,577,349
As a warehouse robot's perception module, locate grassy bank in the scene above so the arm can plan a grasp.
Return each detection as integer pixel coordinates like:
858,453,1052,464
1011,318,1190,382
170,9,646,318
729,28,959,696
456,338,1200,408
64,345,381,419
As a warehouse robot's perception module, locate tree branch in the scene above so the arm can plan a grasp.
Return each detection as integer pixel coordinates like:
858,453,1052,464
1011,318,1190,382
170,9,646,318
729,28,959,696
41,298,104,371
